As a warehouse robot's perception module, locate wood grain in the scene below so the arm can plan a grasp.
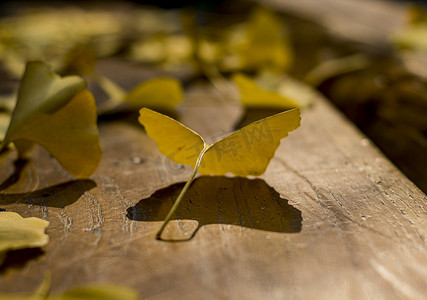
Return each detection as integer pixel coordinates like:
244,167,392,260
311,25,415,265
0,81,425,299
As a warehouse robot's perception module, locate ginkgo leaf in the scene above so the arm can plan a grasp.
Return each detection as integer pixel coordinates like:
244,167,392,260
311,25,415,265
97,75,183,114
49,284,139,300
0,112,10,142
0,61,102,178
244,7,293,72
0,61,85,149
223,7,293,73
139,107,300,238
0,212,49,264
125,78,183,110
0,273,139,300
11,89,103,178
232,73,298,109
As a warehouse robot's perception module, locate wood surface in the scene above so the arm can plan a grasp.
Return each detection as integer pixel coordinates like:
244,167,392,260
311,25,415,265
260,0,406,48
0,79,426,299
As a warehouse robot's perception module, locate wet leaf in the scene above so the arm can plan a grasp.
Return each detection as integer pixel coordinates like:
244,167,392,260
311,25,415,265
0,61,102,178
139,107,300,238
232,73,298,109
0,212,49,264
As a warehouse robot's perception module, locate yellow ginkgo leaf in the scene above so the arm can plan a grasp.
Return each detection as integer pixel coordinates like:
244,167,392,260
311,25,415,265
224,7,293,73
49,284,139,300
0,212,49,264
244,7,293,72
125,77,183,110
11,89,103,178
139,107,300,238
97,76,183,114
0,61,85,149
0,112,10,142
232,73,298,109
0,61,102,178
0,273,139,300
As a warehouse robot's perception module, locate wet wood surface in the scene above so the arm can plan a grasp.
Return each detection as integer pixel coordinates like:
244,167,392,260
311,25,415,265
0,78,426,299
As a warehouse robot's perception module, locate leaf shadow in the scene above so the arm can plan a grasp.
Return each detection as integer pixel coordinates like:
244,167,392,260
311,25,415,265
126,176,302,241
0,158,29,191
0,179,96,208
235,108,285,129
0,248,44,274
98,109,179,128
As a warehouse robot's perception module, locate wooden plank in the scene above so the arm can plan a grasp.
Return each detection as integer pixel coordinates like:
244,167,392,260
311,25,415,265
0,81,426,299
259,0,406,48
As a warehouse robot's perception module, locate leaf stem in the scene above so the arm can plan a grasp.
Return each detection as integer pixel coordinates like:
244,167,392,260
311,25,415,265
156,144,210,240
94,73,127,114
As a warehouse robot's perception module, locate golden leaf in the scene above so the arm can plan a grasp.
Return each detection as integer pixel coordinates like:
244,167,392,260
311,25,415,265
0,212,49,264
232,73,298,109
139,107,300,238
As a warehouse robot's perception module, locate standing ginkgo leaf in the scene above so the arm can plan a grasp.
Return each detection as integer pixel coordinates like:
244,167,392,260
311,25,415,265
0,61,102,178
139,107,300,239
0,212,49,265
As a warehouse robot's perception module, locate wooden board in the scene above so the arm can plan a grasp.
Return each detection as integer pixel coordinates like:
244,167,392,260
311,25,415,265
260,0,406,48
0,82,426,299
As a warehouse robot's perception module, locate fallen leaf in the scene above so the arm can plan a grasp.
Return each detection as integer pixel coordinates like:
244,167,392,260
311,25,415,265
0,113,10,142
304,54,369,86
223,7,293,73
0,272,139,300
125,78,183,110
0,61,85,149
0,61,102,178
11,89,103,178
0,212,49,265
97,76,183,115
139,107,300,238
232,73,298,109
0,8,127,77
49,284,139,300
